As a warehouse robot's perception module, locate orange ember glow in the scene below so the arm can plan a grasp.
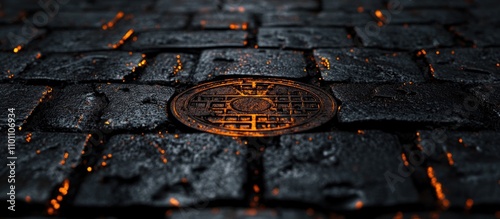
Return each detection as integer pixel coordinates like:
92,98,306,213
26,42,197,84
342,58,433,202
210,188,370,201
355,200,363,209
320,57,330,70
108,29,134,49
446,152,454,166
401,153,409,166
25,133,32,142
169,198,180,207
427,167,449,209
102,11,124,30
25,196,31,203
357,6,364,13
13,45,22,53
245,208,257,216
272,188,279,196
465,198,473,210
253,185,260,193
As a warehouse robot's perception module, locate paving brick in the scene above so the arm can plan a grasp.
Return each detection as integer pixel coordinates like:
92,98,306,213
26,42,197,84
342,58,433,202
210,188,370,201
223,0,319,12
261,12,374,27
471,9,500,25
425,48,500,83
193,49,307,83
314,48,425,83
355,25,454,50
418,131,500,207
37,28,134,52
380,9,466,25
0,51,39,80
138,53,197,85
169,208,325,219
20,52,144,82
398,0,470,9
28,85,106,132
331,83,487,127
117,13,188,32
258,27,353,49
376,212,495,219
127,30,248,50
96,84,175,131
0,85,51,129
0,132,88,204
191,13,253,30
322,0,384,12
75,0,155,12
73,133,247,207
263,131,419,210
155,0,217,12
470,84,500,120
0,25,46,51
454,25,500,47
46,11,119,29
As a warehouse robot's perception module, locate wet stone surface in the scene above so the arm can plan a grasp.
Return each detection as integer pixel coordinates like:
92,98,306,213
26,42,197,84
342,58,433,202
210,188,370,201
0,132,88,204
193,49,307,82
47,12,119,29
470,84,500,120
260,12,374,27
355,25,454,50
20,52,144,82
425,48,500,83
331,83,487,127
399,0,470,9
0,84,50,130
169,208,326,219
73,133,247,207
0,25,46,51
454,25,500,47
191,13,253,30
322,0,384,12
314,48,425,83
418,131,500,207
37,29,134,52
28,85,106,132
471,9,500,25
138,53,197,85
258,27,353,49
223,0,319,12
263,131,419,210
384,9,466,25
0,51,39,80
375,212,495,219
127,30,248,50
117,13,189,32
96,84,175,132
155,0,218,13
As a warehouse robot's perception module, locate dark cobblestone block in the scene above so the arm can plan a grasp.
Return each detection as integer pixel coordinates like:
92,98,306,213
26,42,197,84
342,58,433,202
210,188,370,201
96,84,174,131
470,84,500,120
47,12,119,29
258,27,353,49
37,29,134,52
472,9,500,25
331,83,487,126
21,52,144,82
223,0,319,12
0,85,51,129
138,53,197,85
263,131,419,210
382,9,466,25
322,0,384,12
0,132,88,204
425,48,500,83
0,51,39,80
314,48,425,83
193,49,307,83
73,133,247,207
169,208,325,219
376,211,495,219
28,85,106,132
76,0,155,12
454,25,500,47
0,25,46,51
0,10,22,24
117,13,188,32
399,0,469,9
155,0,217,12
355,25,454,50
261,12,374,27
191,13,253,30
419,131,500,207
127,30,248,50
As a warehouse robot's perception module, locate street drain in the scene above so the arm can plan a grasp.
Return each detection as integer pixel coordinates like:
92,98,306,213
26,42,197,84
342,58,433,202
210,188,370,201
170,78,336,137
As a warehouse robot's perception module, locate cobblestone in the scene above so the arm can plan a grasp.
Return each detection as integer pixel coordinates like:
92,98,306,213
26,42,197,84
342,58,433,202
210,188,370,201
117,13,188,32
454,25,500,47
138,53,197,85
47,12,119,29
37,29,134,52
0,84,51,129
0,51,39,80
384,9,466,25
223,0,319,12
155,0,218,13
470,84,500,120
191,13,253,30
261,12,374,27
169,208,325,219
258,27,353,49
0,25,45,51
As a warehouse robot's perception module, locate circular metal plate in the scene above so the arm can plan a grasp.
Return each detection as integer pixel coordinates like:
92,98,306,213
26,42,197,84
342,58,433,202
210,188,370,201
170,78,336,137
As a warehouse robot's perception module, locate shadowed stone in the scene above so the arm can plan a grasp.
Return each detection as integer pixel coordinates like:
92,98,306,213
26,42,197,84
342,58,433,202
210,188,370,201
454,25,500,47
139,53,197,85
191,13,253,30
258,27,353,49
223,0,319,12
37,29,134,52
0,51,39,80
0,85,51,130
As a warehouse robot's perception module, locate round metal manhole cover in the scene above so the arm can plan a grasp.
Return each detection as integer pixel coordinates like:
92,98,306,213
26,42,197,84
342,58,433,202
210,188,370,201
170,78,336,137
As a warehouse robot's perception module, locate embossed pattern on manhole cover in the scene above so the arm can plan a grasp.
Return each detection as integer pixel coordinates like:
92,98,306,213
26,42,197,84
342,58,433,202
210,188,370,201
170,78,337,137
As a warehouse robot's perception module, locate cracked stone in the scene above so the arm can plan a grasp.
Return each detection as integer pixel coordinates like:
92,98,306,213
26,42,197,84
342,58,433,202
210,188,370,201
37,29,134,52
155,0,217,12
0,132,88,204
47,12,119,29
170,208,326,219
355,25,454,50
73,133,247,207
315,48,425,83
470,84,500,121
20,52,144,82
454,25,500,47
382,9,466,25
418,131,500,207
117,13,188,32
138,53,197,85
263,131,419,210
28,85,106,132
193,49,307,83
261,12,374,27
191,13,253,30
258,27,353,49
322,0,384,12
425,48,500,83
0,25,46,51
223,0,319,12
331,83,487,127
96,84,175,131
0,51,39,80
0,84,51,130
127,30,248,50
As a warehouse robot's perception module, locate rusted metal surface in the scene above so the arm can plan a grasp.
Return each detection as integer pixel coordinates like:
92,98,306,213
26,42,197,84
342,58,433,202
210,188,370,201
170,78,336,137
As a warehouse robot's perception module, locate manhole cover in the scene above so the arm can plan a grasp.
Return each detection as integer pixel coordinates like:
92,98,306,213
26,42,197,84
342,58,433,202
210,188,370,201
170,78,336,137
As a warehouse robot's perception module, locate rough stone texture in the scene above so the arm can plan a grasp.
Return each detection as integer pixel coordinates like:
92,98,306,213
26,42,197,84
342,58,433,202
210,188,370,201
454,25,500,47
331,83,487,127
127,30,248,50
0,25,46,51
471,9,500,25
28,85,106,132
96,84,175,131
0,85,50,129
223,0,319,12
261,12,374,27
47,12,119,29
419,131,500,207
425,48,500,83
376,212,495,219
382,9,466,25
470,84,500,120
20,52,144,82
37,29,134,52
155,0,217,12
0,51,39,80
399,0,470,9
258,27,353,49
314,48,425,83
355,25,455,50
263,131,419,210
322,0,384,12
0,9,22,24
193,49,307,83
169,208,326,219
0,132,88,204
138,53,197,85
117,13,188,32
191,13,253,30
73,133,247,207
